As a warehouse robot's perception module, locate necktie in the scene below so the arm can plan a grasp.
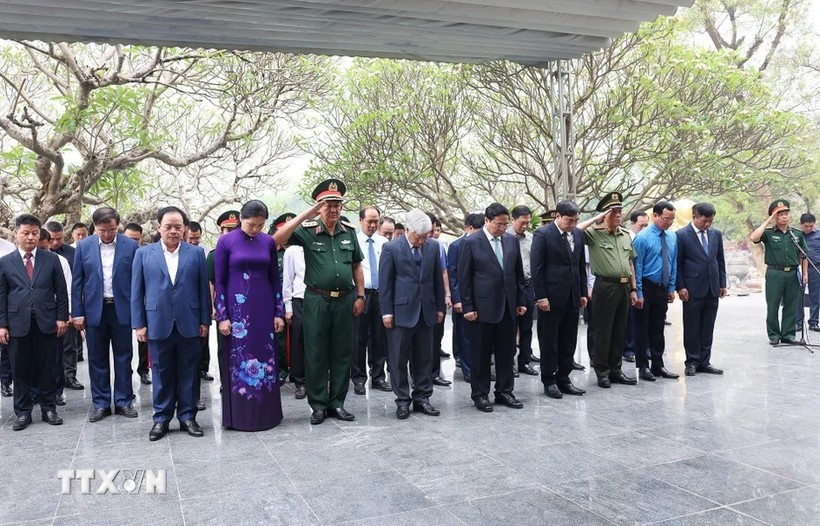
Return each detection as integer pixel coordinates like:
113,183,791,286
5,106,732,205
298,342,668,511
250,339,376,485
367,237,378,289
562,231,573,258
660,231,670,286
492,237,503,266
24,252,33,280
700,230,709,254
412,246,422,266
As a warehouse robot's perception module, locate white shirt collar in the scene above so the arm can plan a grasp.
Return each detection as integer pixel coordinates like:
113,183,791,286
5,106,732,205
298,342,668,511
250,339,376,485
691,223,707,235
161,240,180,254
98,235,117,246
18,247,37,258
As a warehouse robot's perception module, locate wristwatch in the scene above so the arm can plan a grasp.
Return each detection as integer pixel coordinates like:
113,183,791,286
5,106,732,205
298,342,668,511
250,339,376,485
356,295,365,300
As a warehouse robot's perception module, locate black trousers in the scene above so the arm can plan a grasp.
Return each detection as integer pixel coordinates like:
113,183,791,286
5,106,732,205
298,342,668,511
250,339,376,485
431,311,445,377
682,294,719,368
351,290,388,385
468,309,515,400
137,340,149,376
290,298,306,388
59,326,81,380
0,344,10,384
584,300,595,362
635,279,669,370
591,280,629,378
516,283,536,366
538,301,580,386
9,319,58,416
387,319,433,408
199,330,211,373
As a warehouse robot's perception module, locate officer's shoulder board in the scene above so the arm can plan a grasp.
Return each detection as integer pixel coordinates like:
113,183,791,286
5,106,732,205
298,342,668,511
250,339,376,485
341,220,356,230
302,220,318,228
617,226,631,235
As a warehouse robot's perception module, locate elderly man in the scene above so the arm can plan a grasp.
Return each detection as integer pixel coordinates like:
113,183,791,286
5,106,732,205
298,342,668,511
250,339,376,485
379,209,445,419
273,179,365,425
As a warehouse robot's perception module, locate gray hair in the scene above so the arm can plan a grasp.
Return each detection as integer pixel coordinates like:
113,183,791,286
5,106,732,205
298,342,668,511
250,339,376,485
404,209,432,235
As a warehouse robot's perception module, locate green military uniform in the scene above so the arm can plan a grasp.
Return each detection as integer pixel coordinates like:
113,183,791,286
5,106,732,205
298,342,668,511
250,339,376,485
211,210,239,386
270,212,297,380
584,192,637,380
755,200,808,342
289,216,363,412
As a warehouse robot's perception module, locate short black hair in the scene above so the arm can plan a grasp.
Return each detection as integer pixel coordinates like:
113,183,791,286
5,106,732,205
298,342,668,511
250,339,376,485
152,231,161,243
629,211,648,223
39,228,51,241
466,213,484,230
359,205,381,219
394,223,405,230
91,207,121,226
124,223,143,233
71,222,88,232
692,202,717,218
555,201,581,217
652,201,675,216
44,220,64,233
800,213,816,224
157,206,189,226
188,221,202,233
511,205,532,219
426,213,441,228
17,214,42,229
379,216,395,226
484,203,510,221
240,200,269,220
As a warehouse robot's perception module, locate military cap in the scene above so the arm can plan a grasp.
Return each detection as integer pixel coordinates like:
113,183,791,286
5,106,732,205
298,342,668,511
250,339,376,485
312,178,346,202
216,210,240,228
273,212,296,229
540,210,557,224
768,199,790,215
596,191,624,213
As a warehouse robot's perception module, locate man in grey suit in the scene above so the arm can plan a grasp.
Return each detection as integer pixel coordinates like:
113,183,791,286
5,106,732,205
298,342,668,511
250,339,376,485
379,210,446,419
0,214,69,431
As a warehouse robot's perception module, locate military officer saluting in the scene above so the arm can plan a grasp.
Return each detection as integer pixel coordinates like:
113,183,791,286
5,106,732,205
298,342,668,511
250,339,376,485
273,179,365,425
750,199,808,345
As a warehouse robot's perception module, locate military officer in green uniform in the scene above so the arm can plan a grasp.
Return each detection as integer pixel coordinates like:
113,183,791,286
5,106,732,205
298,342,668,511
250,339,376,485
273,179,365,425
207,210,239,391
750,199,808,345
578,192,639,388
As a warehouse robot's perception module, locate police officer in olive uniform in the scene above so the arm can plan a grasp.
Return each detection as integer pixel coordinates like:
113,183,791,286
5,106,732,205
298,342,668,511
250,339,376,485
750,200,808,345
273,180,365,425
208,210,240,391
578,192,639,388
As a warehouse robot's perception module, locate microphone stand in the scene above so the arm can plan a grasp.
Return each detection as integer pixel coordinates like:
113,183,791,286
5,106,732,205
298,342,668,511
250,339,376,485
787,230,818,353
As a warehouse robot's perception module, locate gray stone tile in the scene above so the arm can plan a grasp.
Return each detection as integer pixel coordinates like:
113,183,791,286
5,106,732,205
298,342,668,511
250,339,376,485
719,436,820,485
494,441,626,485
55,469,181,515
731,486,820,526
174,457,288,500
271,444,391,483
552,469,716,525
341,505,465,526
652,507,767,525
52,505,184,525
650,455,805,505
573,430,705,468
180,486,320,525
295,470,436,524
447,488,612,526
0,449,80,483
647,418,777,452
0,480,60,524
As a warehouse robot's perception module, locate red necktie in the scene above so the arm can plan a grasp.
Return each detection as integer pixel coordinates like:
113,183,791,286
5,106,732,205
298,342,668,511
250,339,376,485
24,252,33,280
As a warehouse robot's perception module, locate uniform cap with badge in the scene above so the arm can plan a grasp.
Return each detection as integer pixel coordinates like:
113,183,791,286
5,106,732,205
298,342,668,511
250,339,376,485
596,191,624,213
273,212,296,229
312,178,346,202
216,210,240,229
768,199,790,216
540,210,557,225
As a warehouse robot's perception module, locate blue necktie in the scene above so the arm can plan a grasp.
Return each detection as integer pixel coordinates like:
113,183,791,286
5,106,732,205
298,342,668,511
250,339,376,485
700,230,709,254
492,237,503,266
412,246,422,273
367,237,378,289
660,231,670,286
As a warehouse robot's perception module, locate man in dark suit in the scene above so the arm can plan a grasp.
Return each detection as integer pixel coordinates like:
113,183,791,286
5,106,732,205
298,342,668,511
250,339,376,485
448,213,484,382
458,203,527,412
379,209,446,419
531,200,588,399
131,206,211,441
72,207,139,422
676,202,727,376
0,214,69,430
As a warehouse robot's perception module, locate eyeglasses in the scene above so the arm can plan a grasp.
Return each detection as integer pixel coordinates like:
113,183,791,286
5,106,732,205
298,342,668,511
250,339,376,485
490,221,510,228
659,216,675,223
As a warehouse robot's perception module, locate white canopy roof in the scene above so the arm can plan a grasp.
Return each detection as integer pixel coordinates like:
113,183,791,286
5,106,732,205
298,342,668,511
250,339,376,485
0,0,693,65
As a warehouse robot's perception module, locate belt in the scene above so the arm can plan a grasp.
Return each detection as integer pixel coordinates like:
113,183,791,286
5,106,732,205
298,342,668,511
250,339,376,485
595,275,630,284
306,286,352,298
365,288,378,295
103,297,115,304
641,278,667,289
768,265,796,272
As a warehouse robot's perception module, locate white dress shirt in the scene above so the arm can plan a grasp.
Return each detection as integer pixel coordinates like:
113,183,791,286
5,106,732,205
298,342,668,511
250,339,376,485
0,238,15,257
357,231,388,289
99,236,117,298
282,245,306,314
508,228,533,280
161,241,180,285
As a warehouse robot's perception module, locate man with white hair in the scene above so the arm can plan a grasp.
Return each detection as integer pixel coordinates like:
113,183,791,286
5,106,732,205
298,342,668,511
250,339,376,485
379,209,446,419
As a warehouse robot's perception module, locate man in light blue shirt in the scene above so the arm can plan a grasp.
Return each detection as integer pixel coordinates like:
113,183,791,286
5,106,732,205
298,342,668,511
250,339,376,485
633,201,679,382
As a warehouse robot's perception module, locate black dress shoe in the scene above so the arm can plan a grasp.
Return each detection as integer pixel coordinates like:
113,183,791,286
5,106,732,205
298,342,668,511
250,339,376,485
326,407,355,421
623,355,636,363
13,414,32,431
696,365,724,375
573,361,586,371
200,371,214,381
530,355,541,363
611,373,637,385
57,394,67,406
463,373,472,383
180,419,204,437
810,326,820,332
639,368,656,382
494,392,524,408
149,422,169,441
597,377,611,388
372,380,392,392
413,402,441,416
140,373,152,385
685,366,696,376
89,407,112,422
77,354,84,362
294,386,307,399
115,406,138,418
353,383,366,395
664,320,672,326
42,410,63,425
544,384,563,399
432,376,452,386
513,369,520,378
0,383,11,397
439,350,451,358
518,364,538,376
196,400,206,411
455,358,462,368
780,338,799,345
769,339,780,346
396,406,410,419
652,367,680,379
310,410,325,425
474,396,493,412
66,377,85,390
558,383,586,396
